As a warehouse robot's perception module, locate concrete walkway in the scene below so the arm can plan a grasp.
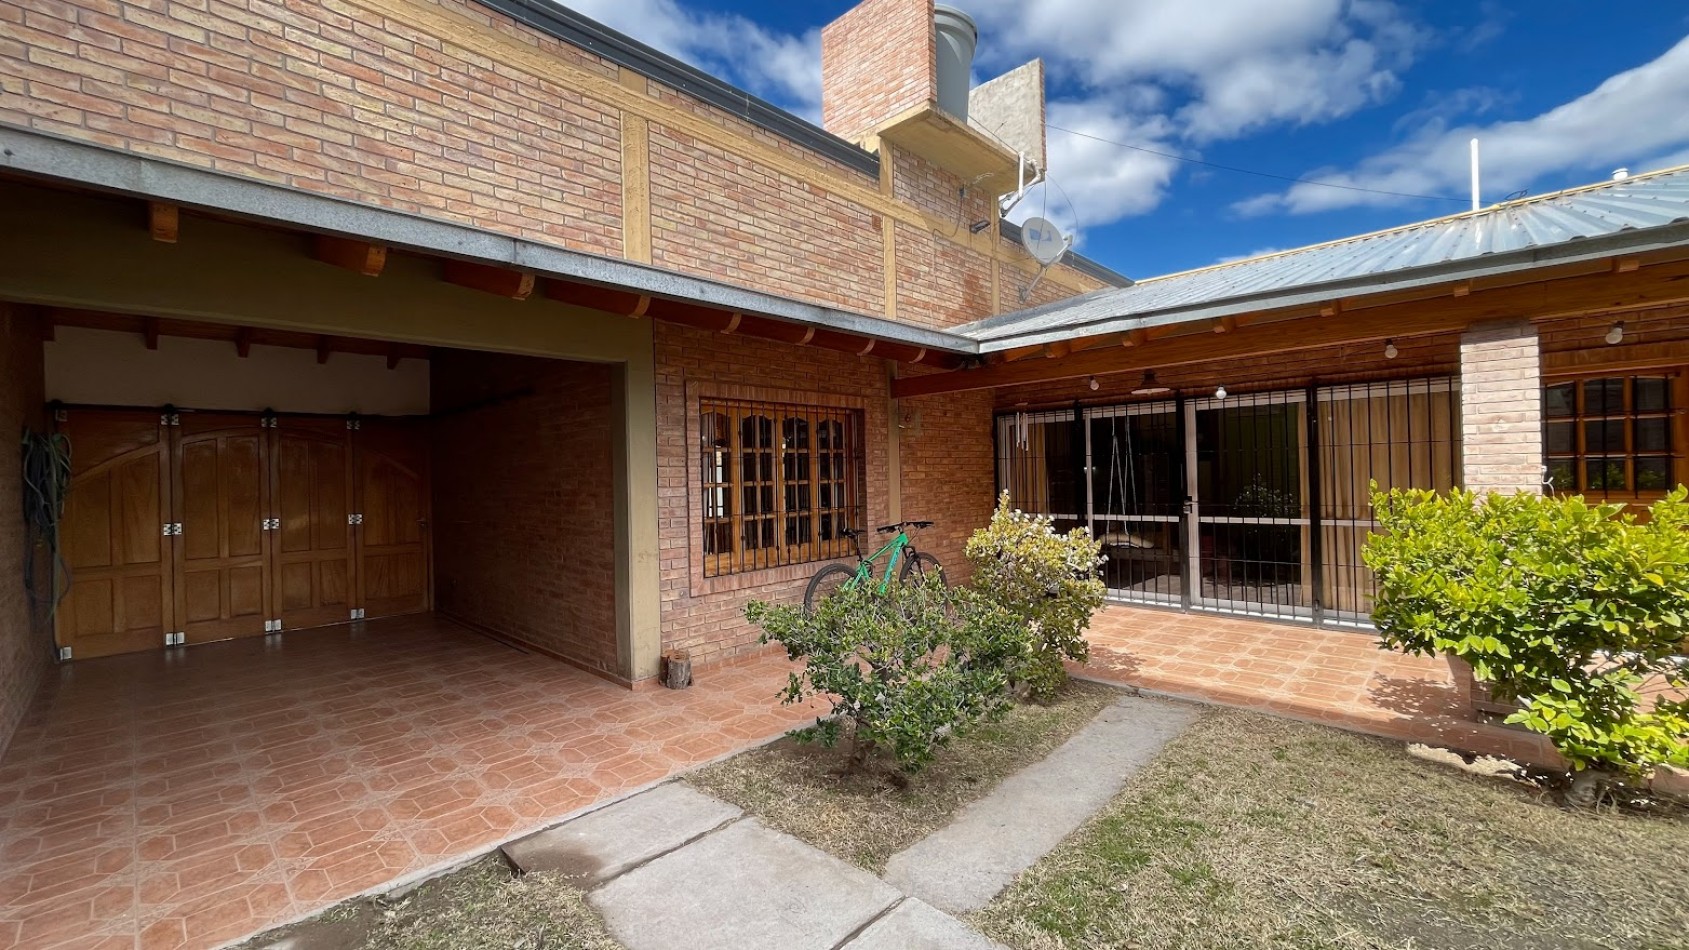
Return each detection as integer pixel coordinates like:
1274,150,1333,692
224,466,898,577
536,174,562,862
504,783,1005,950
883,694,1200,913
502,693,1199,949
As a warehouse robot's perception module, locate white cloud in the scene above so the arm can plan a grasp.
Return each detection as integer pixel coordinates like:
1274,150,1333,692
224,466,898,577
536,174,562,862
1235,34,1689,216
551,0,822,116
1007,102,1181,244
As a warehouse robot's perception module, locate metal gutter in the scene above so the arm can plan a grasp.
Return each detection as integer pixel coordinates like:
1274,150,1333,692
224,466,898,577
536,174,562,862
0,125,977,356
998,219,1132,288
971,220,1689,352
475,0,881,180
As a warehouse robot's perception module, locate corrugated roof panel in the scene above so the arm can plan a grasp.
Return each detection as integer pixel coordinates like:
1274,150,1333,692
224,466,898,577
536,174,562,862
966,165,1689,345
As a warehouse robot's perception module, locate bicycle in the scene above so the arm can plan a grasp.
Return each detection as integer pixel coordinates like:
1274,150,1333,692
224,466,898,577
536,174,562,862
802,520,946,612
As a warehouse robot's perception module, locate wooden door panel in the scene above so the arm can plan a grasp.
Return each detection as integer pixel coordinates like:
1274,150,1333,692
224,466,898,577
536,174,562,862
55,411,173,660
271,420,355,630
356,421,431,620
174,415,270,643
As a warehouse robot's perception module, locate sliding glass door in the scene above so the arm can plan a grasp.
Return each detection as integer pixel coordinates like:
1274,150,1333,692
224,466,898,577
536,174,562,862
1087,403,1183,604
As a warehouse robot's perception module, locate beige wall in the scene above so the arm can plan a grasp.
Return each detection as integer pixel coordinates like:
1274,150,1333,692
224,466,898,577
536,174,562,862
46,327,430,416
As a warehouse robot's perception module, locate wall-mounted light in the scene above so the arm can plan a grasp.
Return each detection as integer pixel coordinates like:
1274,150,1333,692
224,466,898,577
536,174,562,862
1087,376,1100,391
1214,384,1228,400
1383,339,1399,360
1130,371,1171,396
968,219,993,234
1605,321,1625,345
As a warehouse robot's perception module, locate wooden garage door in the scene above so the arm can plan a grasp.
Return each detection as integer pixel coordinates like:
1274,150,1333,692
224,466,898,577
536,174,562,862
55,409,432,659
173,414,271,645
56,411,175,660
356,419,431,620
271,417,356,631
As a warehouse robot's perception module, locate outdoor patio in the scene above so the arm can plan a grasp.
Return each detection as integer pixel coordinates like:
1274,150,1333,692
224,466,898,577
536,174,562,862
1080,603,1560,766
0,616,817,950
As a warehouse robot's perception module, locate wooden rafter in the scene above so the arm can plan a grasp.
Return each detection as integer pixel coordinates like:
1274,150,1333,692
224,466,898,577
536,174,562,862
235,326,252,358
313,235,387,276
148,202,178,243
442,260,535,299
892,257,1689,398
46,309,433,363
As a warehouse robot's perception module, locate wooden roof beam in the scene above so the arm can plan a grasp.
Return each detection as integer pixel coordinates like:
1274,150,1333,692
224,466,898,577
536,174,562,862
314,235,387,276
443,260,535,299
544,279,652,316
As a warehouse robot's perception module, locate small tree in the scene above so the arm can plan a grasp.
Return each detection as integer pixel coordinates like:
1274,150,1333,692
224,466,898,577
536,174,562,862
1364,486,1689,788
747,576,1024,775
964,494,1106,701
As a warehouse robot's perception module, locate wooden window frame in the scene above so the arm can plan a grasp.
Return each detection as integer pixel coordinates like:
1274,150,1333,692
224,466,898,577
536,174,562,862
1542,369,1685,501
697,396,865,579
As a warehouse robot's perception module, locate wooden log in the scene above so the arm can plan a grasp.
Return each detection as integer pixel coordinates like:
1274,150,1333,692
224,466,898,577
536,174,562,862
663,650,693,690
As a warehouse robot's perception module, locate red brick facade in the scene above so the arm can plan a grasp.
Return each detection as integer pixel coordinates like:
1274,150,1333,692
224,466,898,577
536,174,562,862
430,351,619,675
0,304,45,758
820,0,935,141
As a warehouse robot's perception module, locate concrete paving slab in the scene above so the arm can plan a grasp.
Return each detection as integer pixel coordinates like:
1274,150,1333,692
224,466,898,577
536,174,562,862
883,694,1199,914
591,817,900,950
501,782,740,885
841,898,1008,950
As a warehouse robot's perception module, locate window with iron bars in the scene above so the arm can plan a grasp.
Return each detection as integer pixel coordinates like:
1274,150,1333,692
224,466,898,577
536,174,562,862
699,398,865,577
1543,375,1679,497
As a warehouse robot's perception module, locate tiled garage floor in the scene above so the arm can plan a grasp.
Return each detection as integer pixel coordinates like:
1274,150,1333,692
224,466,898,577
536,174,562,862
0,616,817,950
1080,603,1560,765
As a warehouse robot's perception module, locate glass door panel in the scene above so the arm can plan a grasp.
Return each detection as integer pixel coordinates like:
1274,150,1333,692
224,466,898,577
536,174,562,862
1187,392,1311,619
1086,403,1183,605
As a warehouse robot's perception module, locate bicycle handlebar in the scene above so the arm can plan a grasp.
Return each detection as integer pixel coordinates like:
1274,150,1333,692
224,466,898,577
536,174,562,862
876,520,933,534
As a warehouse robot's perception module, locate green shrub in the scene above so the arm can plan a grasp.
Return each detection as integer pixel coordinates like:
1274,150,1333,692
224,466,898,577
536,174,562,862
747,576,1025,775
1364,486,1689,779
964,494,1107,701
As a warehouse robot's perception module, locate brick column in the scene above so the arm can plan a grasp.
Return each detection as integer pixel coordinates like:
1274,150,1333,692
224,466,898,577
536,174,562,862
1459,319,1544,495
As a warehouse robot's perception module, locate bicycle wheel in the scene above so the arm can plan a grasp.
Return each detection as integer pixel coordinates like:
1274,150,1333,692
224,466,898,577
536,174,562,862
804,563,859,613
899,552,947,586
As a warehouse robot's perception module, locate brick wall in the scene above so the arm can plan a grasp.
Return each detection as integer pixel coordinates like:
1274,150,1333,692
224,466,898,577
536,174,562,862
1459,320,1543,495
0,0,626,253
821,0,935,140
430,350,619,676
894,221,993,329
897,385,995,581
654,321,895,664
648,122,884,313
0,304,46,758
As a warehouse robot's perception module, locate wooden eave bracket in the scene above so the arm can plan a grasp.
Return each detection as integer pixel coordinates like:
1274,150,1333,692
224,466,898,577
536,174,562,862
148,202,178,243
314,235,388,276
443,260,535,300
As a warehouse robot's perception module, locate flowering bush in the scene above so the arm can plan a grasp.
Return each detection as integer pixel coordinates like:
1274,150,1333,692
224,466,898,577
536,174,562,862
964,494,1106,701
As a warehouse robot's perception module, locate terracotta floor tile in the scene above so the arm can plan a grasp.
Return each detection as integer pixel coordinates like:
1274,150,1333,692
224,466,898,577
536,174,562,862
0,615,814,950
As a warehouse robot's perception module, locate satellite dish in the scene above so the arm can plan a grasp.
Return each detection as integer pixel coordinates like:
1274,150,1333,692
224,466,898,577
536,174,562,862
1020,216,1068,266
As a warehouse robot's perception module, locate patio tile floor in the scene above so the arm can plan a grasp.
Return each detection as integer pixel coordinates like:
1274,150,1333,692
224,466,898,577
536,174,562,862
1079,603,1560,766
0,616,817,950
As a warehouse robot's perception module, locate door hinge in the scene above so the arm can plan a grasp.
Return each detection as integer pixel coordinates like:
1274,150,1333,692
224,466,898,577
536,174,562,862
262,518,280,531
160,412,181,426
54,408,68,423
58,646,71,661
345,418,361,430
164,631,185,647
162,522,183,536
261,415,279,429
347,513,364,525
264,619,283,633
349,608,366,621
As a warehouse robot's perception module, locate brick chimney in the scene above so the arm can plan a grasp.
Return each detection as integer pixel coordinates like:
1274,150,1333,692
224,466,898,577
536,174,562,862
821,0,937,143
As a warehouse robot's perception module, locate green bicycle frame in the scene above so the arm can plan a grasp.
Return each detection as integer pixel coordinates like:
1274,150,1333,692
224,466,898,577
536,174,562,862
848,530,914,593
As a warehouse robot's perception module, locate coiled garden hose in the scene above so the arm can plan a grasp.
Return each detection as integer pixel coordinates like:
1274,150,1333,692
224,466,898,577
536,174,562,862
20,426,71,640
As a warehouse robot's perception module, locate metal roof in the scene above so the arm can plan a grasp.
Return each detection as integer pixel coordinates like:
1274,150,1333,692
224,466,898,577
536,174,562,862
961,165,1689,351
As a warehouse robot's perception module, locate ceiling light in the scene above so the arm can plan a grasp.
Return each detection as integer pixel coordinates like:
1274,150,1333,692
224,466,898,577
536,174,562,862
1130,371,1170,396
1605,322,1624,345
1383,339,1398,360
1088,376,1100,391
1214,384,1228,400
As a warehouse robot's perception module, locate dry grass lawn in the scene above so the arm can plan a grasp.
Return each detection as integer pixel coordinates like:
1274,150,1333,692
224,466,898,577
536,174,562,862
239,855,624,950
974,708,1689,950
685,679,1122,872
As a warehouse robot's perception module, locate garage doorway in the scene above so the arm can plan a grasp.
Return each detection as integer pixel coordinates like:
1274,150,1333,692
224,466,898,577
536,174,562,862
55,406,431,659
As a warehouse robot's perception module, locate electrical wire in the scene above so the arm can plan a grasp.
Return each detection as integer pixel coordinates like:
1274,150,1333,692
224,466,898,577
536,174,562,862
1047,124,1470,204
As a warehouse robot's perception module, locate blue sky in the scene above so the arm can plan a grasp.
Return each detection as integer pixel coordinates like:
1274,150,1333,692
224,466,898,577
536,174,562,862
556,0,1689,280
